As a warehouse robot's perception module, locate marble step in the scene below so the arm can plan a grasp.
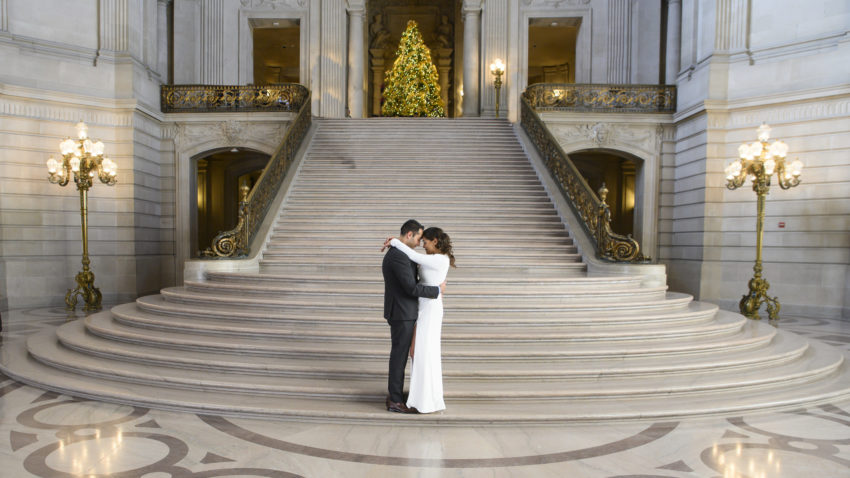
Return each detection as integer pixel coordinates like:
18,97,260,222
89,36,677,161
266,232,573,243
258,263,588,277
258,255,583,268
53,318,808,379
201,271,631,292
8,340,850,425
135,294,714,326
24,326,844,401
108,303,739,344
179,281,665,306
82,311,767,360
160,285,678,312
264,241,576,253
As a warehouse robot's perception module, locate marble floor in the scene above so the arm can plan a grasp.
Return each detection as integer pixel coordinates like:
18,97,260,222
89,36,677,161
1,306,849,478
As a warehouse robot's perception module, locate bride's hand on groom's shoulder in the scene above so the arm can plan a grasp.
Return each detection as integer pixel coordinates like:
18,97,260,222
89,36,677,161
380,237,394,252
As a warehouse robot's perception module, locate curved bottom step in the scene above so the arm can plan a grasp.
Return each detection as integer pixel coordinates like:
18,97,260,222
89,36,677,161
3,334,850,426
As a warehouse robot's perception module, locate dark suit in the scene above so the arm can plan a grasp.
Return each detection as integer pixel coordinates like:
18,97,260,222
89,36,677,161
382,246,440,403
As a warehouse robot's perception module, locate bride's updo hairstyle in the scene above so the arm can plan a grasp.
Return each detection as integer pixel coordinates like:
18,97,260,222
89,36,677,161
423,227,456,268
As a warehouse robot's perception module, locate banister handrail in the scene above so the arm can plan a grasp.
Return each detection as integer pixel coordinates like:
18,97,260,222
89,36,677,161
200,87,312,258
161,84,309,113
520,92,648,262
523,83,675,113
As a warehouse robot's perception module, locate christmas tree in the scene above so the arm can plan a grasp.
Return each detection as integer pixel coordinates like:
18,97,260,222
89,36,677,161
382,20,445,117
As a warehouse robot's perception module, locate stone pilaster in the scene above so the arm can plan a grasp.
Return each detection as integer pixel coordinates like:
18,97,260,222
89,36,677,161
462,0,482,117
157,0,171,81
480,0,508,117
436,48,453,115
100,0,130,51
665,0,681,84
320,0,346,117
200,0,226,84
0,0,8,32
607,0,632,83
370,49,385,116
347,0,366,118
715,0,748,51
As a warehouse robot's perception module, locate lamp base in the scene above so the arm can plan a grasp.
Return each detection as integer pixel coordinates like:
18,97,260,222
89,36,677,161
739,275,780,321
65,269,103,312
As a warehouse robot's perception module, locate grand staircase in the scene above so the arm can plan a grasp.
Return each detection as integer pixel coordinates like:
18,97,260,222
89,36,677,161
2,118,849,424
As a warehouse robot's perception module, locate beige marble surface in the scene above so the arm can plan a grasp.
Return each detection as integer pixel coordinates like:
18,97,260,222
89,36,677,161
1,306,849,477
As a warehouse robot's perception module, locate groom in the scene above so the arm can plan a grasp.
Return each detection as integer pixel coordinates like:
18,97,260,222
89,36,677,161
382,219,444,413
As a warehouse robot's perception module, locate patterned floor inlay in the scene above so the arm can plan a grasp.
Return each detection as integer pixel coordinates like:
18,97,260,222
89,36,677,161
1,307,849,477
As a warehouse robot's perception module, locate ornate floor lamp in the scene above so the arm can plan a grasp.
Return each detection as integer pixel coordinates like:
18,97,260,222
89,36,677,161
489,58,505,118
46,121,118,312
724,123,803,320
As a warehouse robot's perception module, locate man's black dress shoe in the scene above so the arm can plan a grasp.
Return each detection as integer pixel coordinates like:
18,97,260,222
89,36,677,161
386,399,410,413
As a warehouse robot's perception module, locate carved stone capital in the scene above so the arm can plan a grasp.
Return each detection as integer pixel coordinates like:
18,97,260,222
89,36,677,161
345,0,366,14
462,0,483,14
240,0,306,9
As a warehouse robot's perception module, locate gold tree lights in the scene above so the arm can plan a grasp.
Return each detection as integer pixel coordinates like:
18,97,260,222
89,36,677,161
724,123,803,320
381,20,445,117
46,121,118,312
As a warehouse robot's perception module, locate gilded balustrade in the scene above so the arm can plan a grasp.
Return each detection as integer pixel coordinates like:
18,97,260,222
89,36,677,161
520,94,646,263
524,83,675,113
200,89,312,258
161,84,309,113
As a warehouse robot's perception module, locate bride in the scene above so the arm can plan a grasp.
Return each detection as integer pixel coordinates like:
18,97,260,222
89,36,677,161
383,227,456,413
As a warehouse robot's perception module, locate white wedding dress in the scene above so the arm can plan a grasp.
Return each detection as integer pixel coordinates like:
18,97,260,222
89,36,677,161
390,238,450,414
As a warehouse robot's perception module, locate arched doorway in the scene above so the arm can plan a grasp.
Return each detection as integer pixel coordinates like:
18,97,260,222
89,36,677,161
192,148,271,257
367,0,459,116
569,150,641,238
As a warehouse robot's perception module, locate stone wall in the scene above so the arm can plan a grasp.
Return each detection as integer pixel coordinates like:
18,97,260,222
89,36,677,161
662,0,850,319
0,0,172,310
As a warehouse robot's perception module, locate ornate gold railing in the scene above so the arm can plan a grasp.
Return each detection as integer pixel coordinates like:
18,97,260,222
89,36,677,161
523,83,675,113
520,93,647,262
201,89,312,258
161,84,309,113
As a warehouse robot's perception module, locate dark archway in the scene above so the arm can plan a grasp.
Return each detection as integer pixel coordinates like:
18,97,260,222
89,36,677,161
569,150,641,237
192,148,271,256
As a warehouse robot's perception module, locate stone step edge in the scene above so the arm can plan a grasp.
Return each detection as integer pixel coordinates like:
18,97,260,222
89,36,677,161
55,320,810,380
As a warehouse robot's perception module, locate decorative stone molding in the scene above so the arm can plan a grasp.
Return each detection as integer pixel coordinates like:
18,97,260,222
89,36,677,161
548,122,660,157
240,0,307,9
0,96,133,127
715,0,748,51
172,120,289,151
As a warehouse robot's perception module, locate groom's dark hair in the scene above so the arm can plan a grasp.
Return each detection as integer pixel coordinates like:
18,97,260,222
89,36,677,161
400,219,424,237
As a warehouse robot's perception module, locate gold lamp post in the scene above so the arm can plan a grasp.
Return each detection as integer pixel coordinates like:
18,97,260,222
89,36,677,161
46,121,118,312
489,58,505,118
724,123,803,320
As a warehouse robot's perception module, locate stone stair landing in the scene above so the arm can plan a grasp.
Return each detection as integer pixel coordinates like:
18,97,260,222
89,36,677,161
2,117,848,424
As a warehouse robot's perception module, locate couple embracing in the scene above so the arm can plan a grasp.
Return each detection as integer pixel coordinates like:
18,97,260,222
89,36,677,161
381,219,456,414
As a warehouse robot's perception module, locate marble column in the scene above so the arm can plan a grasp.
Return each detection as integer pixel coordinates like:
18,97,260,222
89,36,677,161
665,0,681,84
157,0,171,81
607,0,632,83
436,48,452,114
370,50,385,116
347,1,366,118
462,0,482,117
480,0,508,117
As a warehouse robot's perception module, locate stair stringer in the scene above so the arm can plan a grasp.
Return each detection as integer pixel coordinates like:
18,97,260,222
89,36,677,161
182,122,319,283
514,124,668,288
